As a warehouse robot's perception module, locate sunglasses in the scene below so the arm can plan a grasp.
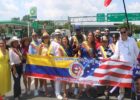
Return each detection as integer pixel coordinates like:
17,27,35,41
120,31,126,34
32,35,38,37
43,36,49,39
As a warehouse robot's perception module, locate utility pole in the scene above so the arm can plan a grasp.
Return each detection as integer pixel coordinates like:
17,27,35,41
122,0,130,30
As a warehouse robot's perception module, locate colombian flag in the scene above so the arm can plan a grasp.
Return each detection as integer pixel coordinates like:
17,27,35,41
25,55,132,88
25,55,75,80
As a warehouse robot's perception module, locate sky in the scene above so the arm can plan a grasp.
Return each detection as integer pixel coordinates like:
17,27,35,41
0,0,140,20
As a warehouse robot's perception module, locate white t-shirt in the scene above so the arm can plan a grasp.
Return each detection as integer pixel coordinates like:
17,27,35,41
49,41,61,56
9,48,22,66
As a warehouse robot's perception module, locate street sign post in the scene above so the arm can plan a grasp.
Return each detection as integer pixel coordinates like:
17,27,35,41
96,13,105,22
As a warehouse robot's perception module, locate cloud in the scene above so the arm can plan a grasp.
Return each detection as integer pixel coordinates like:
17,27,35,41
23,0,119,20
0,0,19,20
0,0,140,20
128,2,140,12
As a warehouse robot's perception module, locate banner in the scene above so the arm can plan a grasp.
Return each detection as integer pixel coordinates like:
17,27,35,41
133,64,140,94
25,55,132,88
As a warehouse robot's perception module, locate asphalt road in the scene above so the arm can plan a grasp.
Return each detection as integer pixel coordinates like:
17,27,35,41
6,78,131,100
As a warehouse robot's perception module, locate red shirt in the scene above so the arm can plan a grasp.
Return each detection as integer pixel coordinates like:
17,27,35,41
95,41,101,49
22,47,29,55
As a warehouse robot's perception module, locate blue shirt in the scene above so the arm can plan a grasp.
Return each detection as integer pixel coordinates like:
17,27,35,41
63,45,73,57
80,47,95,59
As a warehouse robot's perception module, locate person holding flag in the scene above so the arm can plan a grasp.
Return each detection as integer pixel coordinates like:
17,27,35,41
48,29,67,100
38,32,52,96
111,27,139,100
28,32,41,96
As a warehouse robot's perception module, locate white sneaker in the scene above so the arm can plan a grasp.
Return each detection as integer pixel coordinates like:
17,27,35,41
117,94,124,100
56,95,63,100
34,90,39,96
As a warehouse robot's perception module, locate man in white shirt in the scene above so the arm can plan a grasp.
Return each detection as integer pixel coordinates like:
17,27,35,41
111,27,139,100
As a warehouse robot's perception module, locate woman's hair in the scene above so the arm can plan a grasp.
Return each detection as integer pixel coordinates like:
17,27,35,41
62,36,70,45
87,31,96,48
0,39,5,45
21,37,31,48
87,31,97,57
42,36,51,47
113,34,120,40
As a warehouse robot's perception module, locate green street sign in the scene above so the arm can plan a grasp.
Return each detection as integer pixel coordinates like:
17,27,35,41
96,13,105,22
32,21,38,30
127,13,140,21
30,7,37,19
107,13,140,22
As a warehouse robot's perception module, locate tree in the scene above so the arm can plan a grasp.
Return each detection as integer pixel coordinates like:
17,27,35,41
62,22,72,30
118,22,140,34
11,17,20,21
22,15,30,21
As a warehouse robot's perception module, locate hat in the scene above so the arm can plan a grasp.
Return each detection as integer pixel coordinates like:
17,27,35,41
102,36,108,41
54,29,62,35
75,25,81,31
32,32,37,36
42,32,49,37
8,36,19,45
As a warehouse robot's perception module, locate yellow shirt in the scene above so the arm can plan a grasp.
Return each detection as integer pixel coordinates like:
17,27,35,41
39,43,49,56
137,41,140,49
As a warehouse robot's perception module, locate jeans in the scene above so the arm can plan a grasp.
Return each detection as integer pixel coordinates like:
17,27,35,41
12,64,23,98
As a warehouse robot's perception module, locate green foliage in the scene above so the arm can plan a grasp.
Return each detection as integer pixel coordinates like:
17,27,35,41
22,15,30,21
11,17,20,21
63,22,72,29
118,22,140,34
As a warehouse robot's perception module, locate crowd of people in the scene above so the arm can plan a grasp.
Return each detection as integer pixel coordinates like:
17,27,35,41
0,26,139,100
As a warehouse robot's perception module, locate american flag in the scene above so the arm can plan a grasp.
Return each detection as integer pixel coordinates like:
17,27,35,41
93,59,132,88
80,59,132,88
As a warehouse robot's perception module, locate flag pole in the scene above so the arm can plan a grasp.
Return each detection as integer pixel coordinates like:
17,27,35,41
122,0,130,30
